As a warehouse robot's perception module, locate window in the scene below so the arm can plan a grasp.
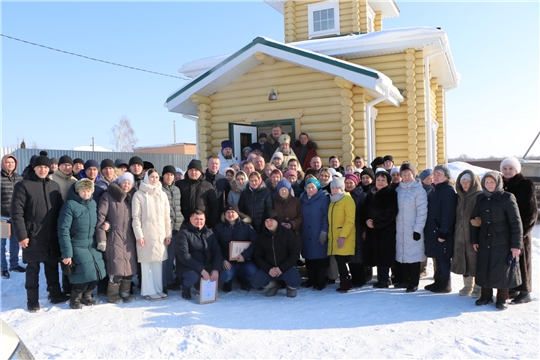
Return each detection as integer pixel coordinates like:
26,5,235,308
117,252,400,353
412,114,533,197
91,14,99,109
308,1,340,39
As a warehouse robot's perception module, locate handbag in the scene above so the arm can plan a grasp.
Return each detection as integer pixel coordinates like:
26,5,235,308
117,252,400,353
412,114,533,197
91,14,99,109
61,262,75,276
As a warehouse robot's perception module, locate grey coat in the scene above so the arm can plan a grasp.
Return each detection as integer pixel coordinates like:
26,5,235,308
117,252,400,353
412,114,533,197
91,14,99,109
395,179,428,263
162,182,184,235
451,170,482,276
96,182,138,277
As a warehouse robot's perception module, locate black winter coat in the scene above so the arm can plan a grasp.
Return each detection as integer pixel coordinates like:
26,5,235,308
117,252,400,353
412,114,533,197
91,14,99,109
1,170,22,216
424,182,456,260
213,215,258,261
470,190,523,289
361,186,398,267
253,224,300,273
205,170,230,214
176,175,219,228
161,182,184,235
175,222,223,275
10,171,64,262
238,184,273,233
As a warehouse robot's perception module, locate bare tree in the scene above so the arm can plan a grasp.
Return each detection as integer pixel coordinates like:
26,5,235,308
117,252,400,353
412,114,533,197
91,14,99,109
111,116,138,152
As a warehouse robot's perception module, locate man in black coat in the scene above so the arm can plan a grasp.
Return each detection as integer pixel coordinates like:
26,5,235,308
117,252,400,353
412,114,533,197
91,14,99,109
175,210,223,300
262,124,283,163
176,159,220,228
10,155,68,312
251,209,301,298
205,155,230,215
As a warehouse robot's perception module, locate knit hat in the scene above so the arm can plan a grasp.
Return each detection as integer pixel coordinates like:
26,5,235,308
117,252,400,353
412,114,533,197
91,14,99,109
360,168,375,181
264,209,279,223
129,156,144,167
115,159,128,168
224,203,240,215
500,157,521,174
33,155,51,168
250,142,262,151
434,164,451,179
175,167,184,175
383,155,394,163
278,134,291,144
143,161,154,170
187,159,203,173
258,133,267,140
328,168,342,178
162,165,176,176
400,162,417,176
370,156,384,169
75,178,94,194
271,152,284,161
277,179,292,193
390,167,400,175
118,172,134,186
419,169,433,181
242,146,252,154
305,177,321,189
59,155,73,165
100,159,115,170
283,170,297,179
50,157,58,165
344,173,359,186
221,140,233,150
330,177,345,191
460,173,472,184
84,159,99,171
375,170,391,184
73,158,85,165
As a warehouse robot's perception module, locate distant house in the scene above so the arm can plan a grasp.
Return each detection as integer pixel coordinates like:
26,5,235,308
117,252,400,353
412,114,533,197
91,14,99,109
133,143,197,155
165,0,459,169
73,145,113,152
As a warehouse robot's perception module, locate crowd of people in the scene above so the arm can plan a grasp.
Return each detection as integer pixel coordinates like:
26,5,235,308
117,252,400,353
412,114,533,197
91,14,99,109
1,125,536,312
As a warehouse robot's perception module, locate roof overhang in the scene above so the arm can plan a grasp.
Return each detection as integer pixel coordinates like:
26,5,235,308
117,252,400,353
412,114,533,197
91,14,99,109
263,0,400,19
165,37,403,115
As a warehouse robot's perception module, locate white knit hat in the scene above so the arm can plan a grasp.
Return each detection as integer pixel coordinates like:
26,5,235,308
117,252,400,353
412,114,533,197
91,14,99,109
500,157,521,173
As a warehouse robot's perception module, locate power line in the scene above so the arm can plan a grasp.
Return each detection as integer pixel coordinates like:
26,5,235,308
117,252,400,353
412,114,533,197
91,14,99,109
1,34,189,80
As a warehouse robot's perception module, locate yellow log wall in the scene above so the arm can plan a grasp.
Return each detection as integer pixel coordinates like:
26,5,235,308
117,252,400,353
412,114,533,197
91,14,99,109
435,84,446,164
284,0,296,43
374,11,382,31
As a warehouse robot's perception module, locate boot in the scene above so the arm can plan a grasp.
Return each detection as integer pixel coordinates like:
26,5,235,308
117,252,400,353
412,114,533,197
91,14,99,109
49,284,69,304
424,274,440,291
459,276,474,296
223,281,232,293
69,290,83,309
337,278,352,293
264,281,280,297
119,279,135,303
107,282,124,304
27,289,40,313
475,288,494,306
432,277,452,293
471,284,481,298
286,286,297,298
182,286,192,300
496,289,509,310
80,289,99,306
512,291,531,304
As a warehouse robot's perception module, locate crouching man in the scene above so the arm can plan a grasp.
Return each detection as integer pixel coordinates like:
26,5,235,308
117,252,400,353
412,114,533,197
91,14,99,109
251,209,301,298
175,210,223,300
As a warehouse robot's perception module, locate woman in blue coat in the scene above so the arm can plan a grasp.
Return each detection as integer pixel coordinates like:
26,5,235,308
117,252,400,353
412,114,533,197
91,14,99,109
300,177,330,290
58,179,106,309
424,164,457,293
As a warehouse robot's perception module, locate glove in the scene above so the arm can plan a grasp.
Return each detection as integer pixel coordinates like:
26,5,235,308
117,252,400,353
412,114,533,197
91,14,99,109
97,242,106,252
317,232,327,246
413,232,421,241
337,237,346,249
470,216,482,227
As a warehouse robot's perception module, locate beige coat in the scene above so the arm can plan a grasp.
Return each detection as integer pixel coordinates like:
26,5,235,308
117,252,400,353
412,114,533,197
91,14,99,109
132,181,171,263
50,169,76,201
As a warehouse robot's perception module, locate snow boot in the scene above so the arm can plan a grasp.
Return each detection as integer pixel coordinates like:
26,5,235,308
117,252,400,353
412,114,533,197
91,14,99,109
432,277,451,293
459,276,474,296
223,281,232,293
496,289,509,310
27,289,40,313
120,279,136,303
70,290,83,309
424,274,440,291
475,288,494,306
107,282,124,304
337,278,353,293
264,281,280,297
471,284,481,298
286,286,297,298
81,289,99,306
182,286,192,300
49,284,69,304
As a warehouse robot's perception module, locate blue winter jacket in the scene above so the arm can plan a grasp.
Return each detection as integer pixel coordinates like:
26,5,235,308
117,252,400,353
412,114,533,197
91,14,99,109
300,189,330,260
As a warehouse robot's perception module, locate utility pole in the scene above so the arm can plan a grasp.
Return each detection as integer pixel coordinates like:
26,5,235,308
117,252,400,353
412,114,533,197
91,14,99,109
173,120,177,143
92,137,95,151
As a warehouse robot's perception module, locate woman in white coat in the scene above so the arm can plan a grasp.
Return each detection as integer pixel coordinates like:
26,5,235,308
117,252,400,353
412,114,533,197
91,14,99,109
395,163,428,293
132,169,171,301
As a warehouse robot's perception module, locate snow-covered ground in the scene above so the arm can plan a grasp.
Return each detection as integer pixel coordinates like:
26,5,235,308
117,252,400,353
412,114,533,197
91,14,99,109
1,225,538,359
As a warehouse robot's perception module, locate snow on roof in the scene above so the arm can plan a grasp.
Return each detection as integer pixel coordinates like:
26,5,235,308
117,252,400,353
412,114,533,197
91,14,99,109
178,27,459,88
447,161,494,180
72,145,113,152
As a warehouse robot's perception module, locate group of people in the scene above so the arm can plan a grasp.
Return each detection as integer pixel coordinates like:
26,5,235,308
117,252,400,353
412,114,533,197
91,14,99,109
1,127,536,312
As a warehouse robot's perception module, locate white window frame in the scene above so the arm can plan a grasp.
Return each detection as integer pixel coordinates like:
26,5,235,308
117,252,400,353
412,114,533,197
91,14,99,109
307,1,340,39
366,5,375,33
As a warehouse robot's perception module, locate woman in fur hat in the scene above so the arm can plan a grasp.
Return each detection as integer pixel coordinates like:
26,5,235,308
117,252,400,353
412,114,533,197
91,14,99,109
58,178,106,309
500,157,537,304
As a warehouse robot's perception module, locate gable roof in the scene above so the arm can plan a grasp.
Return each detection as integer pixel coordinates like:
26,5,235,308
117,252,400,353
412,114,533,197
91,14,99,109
165,37,403,115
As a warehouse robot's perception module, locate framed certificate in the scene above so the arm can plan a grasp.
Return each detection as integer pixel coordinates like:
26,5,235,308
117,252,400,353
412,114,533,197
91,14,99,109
229,241,251,261
199,279,218,304
0,222,11,239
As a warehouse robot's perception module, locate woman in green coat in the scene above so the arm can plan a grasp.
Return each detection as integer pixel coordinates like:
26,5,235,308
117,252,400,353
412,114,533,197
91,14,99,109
58,178,106,309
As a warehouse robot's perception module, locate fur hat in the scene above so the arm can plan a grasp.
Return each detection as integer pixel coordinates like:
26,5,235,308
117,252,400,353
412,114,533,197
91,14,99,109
370,156,384,169
278,134,291,144
500,157,521,174
400,162,417,176
75,178,94,194
221,140,233,150
187,159,203,173
33,155,51,168
434,164,452,179
100,159,115,170
344,173,359,186
59,155,73,165
419,169,433,181
162,165,176,176
330,177,345,191
360,168,375,181
84,159,99,171
118,172,134,186
129,156,144,167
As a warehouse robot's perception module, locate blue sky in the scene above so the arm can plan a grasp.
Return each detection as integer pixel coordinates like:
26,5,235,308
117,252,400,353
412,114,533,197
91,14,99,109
2,0,539,159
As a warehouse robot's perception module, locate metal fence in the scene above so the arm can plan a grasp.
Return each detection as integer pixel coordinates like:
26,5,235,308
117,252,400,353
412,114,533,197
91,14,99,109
0,148,196,174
